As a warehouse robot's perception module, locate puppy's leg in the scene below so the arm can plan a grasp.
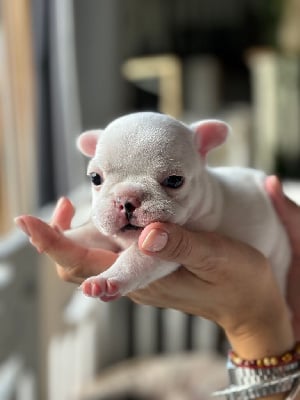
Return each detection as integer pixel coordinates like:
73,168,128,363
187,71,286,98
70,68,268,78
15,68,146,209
81,243,179,301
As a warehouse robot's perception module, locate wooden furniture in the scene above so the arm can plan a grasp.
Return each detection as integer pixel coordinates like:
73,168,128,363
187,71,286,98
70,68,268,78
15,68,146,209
0,0,37,235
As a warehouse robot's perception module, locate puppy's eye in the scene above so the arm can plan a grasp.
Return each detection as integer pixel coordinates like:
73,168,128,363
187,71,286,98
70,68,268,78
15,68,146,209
89,172,102,186
162,175,184,189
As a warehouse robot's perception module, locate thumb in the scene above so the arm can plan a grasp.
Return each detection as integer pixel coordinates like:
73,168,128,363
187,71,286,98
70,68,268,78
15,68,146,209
138,222,223,267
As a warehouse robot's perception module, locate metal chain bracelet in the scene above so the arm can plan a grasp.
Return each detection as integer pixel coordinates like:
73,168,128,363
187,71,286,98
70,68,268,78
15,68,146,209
213,370,300,399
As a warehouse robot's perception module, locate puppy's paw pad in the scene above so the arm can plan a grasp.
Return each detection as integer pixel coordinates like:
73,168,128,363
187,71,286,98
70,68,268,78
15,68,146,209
97,277,121,302
81,276,121,301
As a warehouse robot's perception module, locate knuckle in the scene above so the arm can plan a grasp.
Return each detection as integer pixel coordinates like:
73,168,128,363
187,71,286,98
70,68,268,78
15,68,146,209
182,231,228,277
167,229,193,262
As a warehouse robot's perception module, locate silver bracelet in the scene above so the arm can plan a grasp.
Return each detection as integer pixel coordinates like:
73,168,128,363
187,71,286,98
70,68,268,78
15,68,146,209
212,358,300,399
212,371,300,400
227,359,300,386
286,378,300,400
215,373,300,398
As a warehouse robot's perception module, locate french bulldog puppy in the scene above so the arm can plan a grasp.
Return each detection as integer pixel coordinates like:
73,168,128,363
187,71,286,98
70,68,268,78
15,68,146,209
76,112,291,301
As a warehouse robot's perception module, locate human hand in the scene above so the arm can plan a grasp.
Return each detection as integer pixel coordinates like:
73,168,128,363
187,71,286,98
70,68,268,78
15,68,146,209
15,197,118,285
16,196,293,358
15,178,297,355
127,221,292,359
15,195,286,326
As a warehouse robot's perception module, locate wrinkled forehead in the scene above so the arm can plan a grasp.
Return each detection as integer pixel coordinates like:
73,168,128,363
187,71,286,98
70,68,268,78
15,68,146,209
95,114,197,174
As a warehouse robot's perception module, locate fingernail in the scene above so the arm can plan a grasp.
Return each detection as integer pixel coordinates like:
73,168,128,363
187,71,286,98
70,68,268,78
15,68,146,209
141,229,168,252
56,197,66,210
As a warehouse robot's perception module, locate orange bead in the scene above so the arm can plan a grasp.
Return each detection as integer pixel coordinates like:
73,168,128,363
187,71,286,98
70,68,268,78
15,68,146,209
263,358,271,367
270,357,279,366
282,353,293,363
256,359,263,367
233,356,242,365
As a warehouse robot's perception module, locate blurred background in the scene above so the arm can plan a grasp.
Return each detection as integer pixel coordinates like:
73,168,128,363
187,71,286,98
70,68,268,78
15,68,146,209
1,0,300,399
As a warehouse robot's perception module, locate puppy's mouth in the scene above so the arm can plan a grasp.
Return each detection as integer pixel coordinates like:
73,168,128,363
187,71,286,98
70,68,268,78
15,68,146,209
120,223,143,233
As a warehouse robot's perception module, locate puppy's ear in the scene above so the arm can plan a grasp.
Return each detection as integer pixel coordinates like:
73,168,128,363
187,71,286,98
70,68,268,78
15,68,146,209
76,130,102,157
190,120,230,158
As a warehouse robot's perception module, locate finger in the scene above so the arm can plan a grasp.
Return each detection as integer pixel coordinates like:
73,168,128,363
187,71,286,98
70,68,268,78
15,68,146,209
265,175,300,224
51,197,75,230
265,175,300,249
15,215,117,282
138,222,229,277
138,222,267,288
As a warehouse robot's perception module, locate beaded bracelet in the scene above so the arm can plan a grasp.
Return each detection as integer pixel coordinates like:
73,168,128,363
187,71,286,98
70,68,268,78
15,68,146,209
229,342,300,369
213,343,300,399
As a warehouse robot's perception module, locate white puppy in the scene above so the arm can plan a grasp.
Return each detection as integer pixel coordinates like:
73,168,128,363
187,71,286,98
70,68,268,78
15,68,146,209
77,112,291,301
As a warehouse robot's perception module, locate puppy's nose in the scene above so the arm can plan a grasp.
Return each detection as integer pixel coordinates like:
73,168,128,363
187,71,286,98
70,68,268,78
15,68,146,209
116,197,141,220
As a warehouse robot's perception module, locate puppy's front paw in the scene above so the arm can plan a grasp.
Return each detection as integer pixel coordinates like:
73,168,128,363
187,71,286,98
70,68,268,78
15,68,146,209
81,276,121,302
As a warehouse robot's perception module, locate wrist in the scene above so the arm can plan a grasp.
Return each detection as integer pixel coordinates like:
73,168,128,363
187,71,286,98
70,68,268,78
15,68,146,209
225,297,294,361
218,306,297,400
